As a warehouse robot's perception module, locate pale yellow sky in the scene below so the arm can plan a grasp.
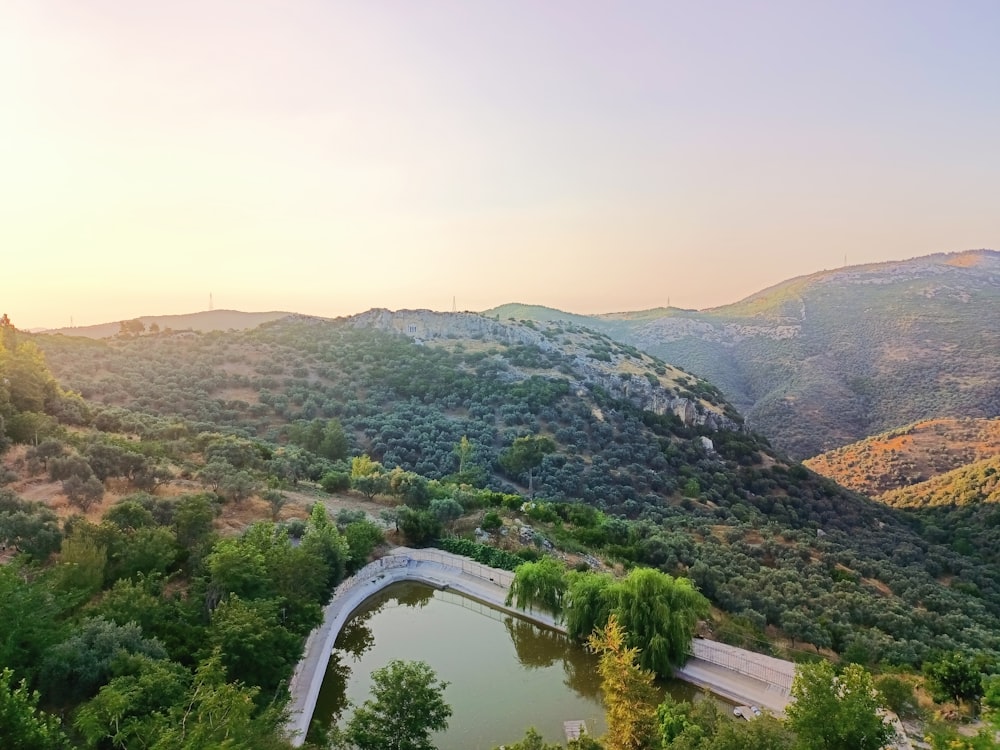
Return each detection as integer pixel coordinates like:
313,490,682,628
3,1,998,329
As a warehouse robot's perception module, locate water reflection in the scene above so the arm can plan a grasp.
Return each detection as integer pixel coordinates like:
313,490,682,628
502,614,603,698
309,582,700,750
504,615,566,669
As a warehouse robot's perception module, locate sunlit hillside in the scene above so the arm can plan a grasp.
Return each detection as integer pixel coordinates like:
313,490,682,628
803,418,1000,498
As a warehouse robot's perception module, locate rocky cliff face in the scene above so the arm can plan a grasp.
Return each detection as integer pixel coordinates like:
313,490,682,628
488,249,1000,458
348,308,558,351
347,308,743,432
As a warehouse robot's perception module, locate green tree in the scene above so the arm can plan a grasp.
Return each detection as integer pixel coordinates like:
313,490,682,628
319,418,349,461
0,564,67,677
481,510,502,531
612,567,709,675
563,568,708,679
345,660,452,750
262,488,287,520
205,595,300,697
0,490,62,560
429,497,464,528
499,435,556,496
299,503,349,592
0,340,58,415
88,576,166,635
62,474,105,511
710,715,794,750
106,526,179,583
289,418,348,461
320,470,351,493
40,617,168,703
786,661,894,750
149,652,289,750
587,614,659,750
874,674,918,718
565,571,615,642
388,467,430,508
984,674,1000,732
343,519,384,573
0,667,69,750
351,456,389,499
74,655,189,749
219,469,259,503
55,530,108,598
923,651,987,707
397,507,442,547
492,727,564,749
117,319,145,337
506,557,567,618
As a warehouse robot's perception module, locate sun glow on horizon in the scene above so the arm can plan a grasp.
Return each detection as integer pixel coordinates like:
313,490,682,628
3,1,999,330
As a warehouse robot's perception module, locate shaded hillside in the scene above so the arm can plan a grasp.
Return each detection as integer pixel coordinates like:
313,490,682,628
40,309,292,339
489,249,1000,459
26,312,1000,666
804,418,1000,497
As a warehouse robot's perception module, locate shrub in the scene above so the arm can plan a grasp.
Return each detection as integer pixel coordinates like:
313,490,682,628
320,471,350,493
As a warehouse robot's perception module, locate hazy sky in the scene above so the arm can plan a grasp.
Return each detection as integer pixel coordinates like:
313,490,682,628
3,1,999,329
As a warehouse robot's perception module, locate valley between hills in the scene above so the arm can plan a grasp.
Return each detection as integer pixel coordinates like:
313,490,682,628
2,249,999,748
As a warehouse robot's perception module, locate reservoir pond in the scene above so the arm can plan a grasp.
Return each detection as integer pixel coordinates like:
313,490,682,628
310,581,709,749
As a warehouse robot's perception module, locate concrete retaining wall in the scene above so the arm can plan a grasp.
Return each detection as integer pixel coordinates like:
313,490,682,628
283,547,798,745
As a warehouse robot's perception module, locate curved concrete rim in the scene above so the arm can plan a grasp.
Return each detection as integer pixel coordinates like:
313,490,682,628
283,548,796,746
285,550,554,746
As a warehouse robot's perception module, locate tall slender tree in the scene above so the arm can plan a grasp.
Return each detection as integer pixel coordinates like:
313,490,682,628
587,615,658,750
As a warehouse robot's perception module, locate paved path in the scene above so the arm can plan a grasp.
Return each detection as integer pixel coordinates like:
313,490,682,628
284,547,795,746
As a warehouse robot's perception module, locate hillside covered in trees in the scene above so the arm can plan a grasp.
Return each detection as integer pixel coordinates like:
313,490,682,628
19,311,1000,668
3,307,1000,746
488,249,1000,459
804,418,1000,499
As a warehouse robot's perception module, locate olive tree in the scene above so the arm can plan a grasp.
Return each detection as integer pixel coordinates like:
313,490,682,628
345,660,451,750
786,661,894,750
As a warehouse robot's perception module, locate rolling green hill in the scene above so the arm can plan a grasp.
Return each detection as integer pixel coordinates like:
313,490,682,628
23,310,1000,667
488,249,1000,459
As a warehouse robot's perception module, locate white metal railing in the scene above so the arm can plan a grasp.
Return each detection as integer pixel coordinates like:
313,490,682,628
691,639,795,693
331,554,411,599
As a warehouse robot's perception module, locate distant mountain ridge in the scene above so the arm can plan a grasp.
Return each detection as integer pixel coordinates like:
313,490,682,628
34,249,999,458
488,249,1000,458
39,309,293,339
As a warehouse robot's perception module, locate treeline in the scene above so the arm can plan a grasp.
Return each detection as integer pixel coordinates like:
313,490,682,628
1,490,382,748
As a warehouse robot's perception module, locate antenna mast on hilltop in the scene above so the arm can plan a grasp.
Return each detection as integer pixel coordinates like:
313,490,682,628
209,292,213,311
452,296,457,312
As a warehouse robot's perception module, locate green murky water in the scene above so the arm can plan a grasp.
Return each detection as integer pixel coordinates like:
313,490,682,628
310,581,706,749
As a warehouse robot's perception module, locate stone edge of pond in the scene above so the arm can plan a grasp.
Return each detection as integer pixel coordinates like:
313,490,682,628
283,548,795,746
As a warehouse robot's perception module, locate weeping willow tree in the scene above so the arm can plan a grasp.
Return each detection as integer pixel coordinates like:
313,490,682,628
505,557,567,618
564,571,614,642
612,567,709,676
564,567,709,678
